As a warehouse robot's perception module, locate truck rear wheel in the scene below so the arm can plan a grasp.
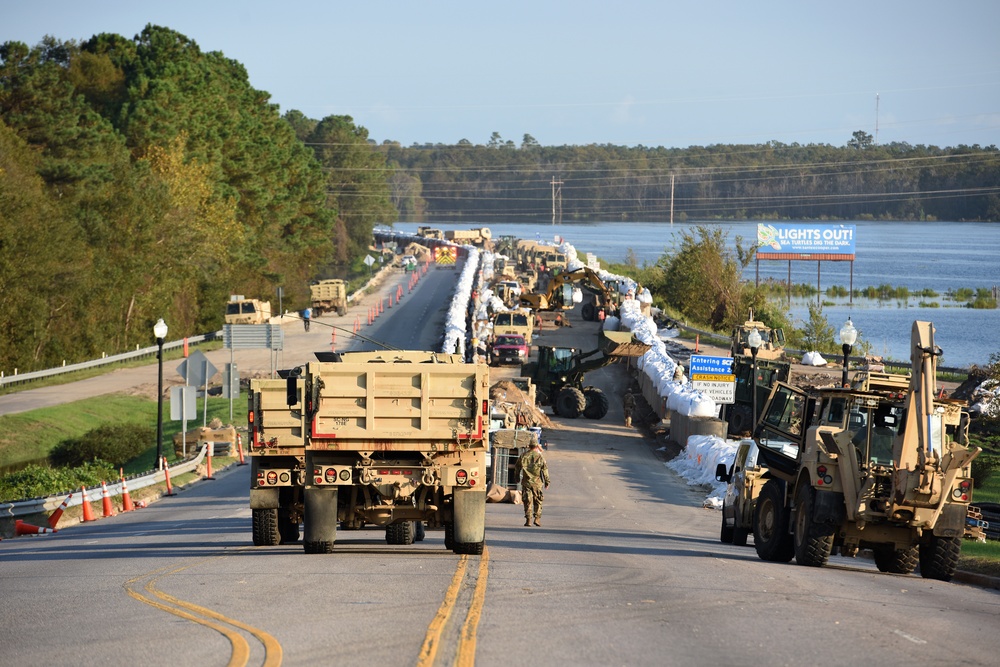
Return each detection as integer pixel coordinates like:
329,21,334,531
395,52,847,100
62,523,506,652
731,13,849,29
918,535,961,581
386,521,415,545
583,387,609,419
415,521,426,542
581,302,596,321
728,405,754,436
793,484,834,567
873,544,918,574
732,523,750,547
303,487,338,554
555,387,586,419
252,508,280,546
754,480,794,562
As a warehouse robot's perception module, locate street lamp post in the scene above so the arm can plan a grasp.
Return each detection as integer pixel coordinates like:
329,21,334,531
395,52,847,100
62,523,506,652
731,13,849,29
154,318,168,470
839,317,858,388
747,327,763,432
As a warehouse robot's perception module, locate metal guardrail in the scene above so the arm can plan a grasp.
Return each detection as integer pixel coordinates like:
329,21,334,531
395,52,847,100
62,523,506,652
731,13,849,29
0,446,209,521
0,332,220,389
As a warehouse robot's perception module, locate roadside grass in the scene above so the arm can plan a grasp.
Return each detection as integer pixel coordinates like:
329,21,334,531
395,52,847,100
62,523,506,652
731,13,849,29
0,394,247,472
961,467,1000,577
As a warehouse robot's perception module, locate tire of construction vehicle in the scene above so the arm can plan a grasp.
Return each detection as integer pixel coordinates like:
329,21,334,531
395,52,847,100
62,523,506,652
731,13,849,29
720,503,735,543
873,544,919,574
581,302,596,321
583,387,610,419
792,484,835,567
386,521,415,545
415,521,426,542
555,387,586,419
303,487,338,554
444,522,455,551
452,489,486,555
278,508,300,544
918,535,961,581
337,306,346,316
728,405,754,436
732,521,750,547
754,480,795,563
252,508,280,546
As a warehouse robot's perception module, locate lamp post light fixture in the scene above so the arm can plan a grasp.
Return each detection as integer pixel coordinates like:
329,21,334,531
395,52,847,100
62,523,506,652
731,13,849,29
154,318,168,471
747,327,763,432
839,317,858,388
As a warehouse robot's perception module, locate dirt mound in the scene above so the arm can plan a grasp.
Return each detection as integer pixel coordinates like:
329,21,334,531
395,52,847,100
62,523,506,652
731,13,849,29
490,380,552,428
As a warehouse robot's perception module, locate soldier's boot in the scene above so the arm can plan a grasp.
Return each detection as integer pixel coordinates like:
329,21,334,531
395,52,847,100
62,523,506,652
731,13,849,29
625,417,631,427
524,517,531,527
533,517,541,526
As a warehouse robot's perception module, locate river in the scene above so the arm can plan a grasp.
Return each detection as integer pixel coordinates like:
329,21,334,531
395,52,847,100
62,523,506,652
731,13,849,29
390,221,1000,368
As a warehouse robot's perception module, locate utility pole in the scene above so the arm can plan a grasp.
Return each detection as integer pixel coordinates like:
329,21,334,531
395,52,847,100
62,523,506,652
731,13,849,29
875,93,880,146
550,176,563,224
669,174,675,227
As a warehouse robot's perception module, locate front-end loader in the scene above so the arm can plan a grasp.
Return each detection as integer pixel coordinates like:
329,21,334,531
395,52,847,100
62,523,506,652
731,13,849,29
521,329,650,419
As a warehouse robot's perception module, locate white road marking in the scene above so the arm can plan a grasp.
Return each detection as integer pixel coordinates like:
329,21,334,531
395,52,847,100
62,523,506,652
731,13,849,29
892,629,927,644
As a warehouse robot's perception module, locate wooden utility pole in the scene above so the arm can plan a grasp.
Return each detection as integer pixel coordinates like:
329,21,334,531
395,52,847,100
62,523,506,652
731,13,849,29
550,176,563,224
669,174,675,226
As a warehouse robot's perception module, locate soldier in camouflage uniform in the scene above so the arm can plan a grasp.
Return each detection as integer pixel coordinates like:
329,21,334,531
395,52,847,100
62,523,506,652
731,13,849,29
515,440,550,526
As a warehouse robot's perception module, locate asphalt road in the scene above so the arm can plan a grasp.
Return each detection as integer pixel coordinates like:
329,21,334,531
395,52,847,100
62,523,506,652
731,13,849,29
2,267,999,666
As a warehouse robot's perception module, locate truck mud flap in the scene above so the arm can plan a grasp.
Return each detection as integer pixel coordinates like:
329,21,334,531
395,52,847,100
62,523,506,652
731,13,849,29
250,487,280,510
304,487,338,552
811,488,846,526
452,489,486,546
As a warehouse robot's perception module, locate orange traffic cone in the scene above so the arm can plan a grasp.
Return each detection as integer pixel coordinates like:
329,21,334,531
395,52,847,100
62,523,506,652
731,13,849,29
15,519,55,536
100,480,116,517
80,485,97,522
162,457,177,496
49,492,73,528
120,469,135,512
204,443,216,480
236,433,247,466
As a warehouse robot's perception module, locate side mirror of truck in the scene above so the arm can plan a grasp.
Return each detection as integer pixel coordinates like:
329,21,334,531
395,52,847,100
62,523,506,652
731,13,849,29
715,463,731,483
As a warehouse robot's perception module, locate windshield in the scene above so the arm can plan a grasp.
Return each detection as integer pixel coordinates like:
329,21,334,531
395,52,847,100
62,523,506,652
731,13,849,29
495,336,522,346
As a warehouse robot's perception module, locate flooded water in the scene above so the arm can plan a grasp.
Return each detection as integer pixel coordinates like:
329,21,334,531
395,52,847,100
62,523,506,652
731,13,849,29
391,220,1000,367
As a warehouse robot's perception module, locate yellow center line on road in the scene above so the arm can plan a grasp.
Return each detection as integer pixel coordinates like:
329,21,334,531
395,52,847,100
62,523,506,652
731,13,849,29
456,546,490,667
124,557,283,667
417,555,469,667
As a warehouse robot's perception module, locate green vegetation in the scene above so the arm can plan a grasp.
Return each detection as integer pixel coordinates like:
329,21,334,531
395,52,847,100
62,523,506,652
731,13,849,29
0,393,247,501
49,423,153,468
1,29,397,376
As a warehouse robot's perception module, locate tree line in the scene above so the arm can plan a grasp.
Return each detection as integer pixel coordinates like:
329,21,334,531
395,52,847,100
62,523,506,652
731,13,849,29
4,25,999,376
380,131,1000,223
1,26,394,373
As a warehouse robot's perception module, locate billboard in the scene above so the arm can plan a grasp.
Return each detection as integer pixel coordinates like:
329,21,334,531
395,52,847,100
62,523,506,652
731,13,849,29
756,223,856,260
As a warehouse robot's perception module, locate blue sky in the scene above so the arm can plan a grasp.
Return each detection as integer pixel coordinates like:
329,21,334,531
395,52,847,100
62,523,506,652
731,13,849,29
4,0,999,149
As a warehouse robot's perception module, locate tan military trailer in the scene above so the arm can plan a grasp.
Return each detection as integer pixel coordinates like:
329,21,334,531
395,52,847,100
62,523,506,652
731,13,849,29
296,351,490,554
310,279,348,316
225,296,272,325
751,321,979,581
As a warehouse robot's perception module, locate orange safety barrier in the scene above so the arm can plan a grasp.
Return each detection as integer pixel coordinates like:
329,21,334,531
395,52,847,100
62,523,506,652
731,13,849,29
162,457,177,496
120,469,135,512
80,485,97,522
15,519,55,536
100,480,115,518
204,443,216,480
48,492,73,528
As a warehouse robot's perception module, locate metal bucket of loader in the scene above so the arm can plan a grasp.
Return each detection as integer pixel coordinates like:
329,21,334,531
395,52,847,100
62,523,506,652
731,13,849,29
600,330,651,358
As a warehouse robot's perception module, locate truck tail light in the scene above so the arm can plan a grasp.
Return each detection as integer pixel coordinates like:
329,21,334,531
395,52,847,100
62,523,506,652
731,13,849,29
456,469,468,486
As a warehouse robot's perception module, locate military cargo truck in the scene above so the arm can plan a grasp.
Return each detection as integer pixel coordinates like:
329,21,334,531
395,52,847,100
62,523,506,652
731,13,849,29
751,321,979,581
310,279,348,316
491,309,533,345
225,296,272,325
284,351,490,555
